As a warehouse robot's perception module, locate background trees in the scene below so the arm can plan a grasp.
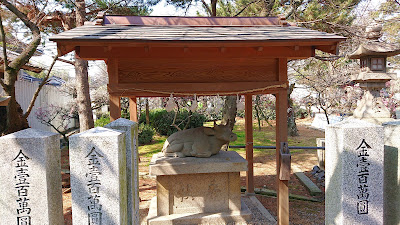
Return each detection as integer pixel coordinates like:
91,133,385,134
0,0,51,134
2,0,398,136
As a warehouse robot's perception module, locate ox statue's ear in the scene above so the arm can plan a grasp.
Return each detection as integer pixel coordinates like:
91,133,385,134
204,127,215,136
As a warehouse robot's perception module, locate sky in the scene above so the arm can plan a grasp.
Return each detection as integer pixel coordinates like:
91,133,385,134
30,0,387,79
31,0,205,78
151,0,203,16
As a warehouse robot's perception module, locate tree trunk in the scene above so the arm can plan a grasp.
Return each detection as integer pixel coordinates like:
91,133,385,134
211,0,217,16
222,96,237,130
254,95,262,131
75,0,94,131
145,98,150,124
0,0,41,134
288,83,299,136
3,75,29,133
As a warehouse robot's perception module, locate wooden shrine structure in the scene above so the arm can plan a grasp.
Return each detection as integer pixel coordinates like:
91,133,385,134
50,14,345,224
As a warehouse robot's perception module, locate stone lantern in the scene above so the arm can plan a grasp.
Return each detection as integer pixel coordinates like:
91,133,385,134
349,23,400,122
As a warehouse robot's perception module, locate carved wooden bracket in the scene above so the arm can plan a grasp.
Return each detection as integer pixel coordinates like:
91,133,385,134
279,142,291,181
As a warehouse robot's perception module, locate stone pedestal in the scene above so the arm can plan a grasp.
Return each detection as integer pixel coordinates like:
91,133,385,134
147,151,251,225
325,119,384,224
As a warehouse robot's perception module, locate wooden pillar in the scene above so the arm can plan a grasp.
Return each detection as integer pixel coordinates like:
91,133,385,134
129,97,138,122
107,59,121,121
276,58,289,225
245,94,254,195
110,95,120,121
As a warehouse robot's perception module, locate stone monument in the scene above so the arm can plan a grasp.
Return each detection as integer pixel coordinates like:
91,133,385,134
105,118,140,225
0,128,63,225
326,23,400,224
147,151,251,224
325,119,384,224
69,127,128,225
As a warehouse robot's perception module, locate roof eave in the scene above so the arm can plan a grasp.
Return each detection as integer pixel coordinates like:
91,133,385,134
53,38,345,56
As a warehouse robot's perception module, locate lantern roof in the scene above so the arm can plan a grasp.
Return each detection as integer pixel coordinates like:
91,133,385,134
349,41,400,59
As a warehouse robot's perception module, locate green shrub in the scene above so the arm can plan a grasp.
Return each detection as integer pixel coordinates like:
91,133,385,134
138,123,155,144
139,109,206,136
294,106,308,119
94,115,110,127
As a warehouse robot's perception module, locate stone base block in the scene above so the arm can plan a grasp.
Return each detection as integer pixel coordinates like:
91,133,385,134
147,197,252,225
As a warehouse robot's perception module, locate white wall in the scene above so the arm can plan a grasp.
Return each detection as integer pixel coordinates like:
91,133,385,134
1,74,75,132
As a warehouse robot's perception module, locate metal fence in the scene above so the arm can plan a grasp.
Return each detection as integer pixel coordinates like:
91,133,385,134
229,145,325,150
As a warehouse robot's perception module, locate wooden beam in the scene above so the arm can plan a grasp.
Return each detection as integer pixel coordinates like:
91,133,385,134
109,89,285,97
276,58,289,225
129,97,138,122
107,58,119,84
315,44,338,55
57,43,75,56
108,81,287,97
110,94,121,121
77,46,315,60
53,40,342,49
245,94,254,195
118,57,278,84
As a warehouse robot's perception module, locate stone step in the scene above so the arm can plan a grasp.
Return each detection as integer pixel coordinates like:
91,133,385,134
292,165,322,196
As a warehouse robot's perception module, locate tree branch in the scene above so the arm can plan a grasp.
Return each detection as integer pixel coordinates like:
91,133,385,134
200,0,212,16
68,0,78,8
314,55,343,61
234,0,260,17
57,57,75,65
23,55,58,119
1,0,41,71
0,12,8,70
33,0,49,25
0,76,6,90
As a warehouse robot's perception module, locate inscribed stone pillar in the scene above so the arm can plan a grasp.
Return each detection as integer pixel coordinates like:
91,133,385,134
382,121,400,225
325,119,384,225
69,127,127,225
105,118,139,225
0,128,63,225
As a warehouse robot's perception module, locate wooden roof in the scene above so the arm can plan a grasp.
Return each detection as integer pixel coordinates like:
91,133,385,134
49,15,346,97
50,16,345,56
50,25,344,42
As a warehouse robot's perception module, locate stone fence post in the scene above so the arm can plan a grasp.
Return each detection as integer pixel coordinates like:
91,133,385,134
316,138,325,170
0,128,64,225
69,127,127,225
105,118,140,225
325,119,384,224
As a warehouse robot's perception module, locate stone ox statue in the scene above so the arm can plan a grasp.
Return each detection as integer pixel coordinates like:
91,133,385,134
162,121,237,158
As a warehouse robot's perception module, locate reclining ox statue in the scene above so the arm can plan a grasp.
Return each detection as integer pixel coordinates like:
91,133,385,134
162,121,237,158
